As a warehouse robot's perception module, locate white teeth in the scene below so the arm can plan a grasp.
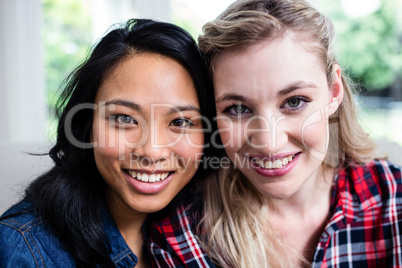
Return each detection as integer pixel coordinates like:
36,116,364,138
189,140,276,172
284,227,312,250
257,160,264,168
128,171,170,183
264,160,273,169
256,155,295,170
275,160,283,168
142,174,149,182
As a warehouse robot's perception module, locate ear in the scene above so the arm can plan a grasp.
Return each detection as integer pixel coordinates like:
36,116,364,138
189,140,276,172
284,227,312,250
327,64,344,116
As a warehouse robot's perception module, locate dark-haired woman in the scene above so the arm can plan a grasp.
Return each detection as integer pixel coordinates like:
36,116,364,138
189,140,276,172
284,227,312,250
0,19,214,267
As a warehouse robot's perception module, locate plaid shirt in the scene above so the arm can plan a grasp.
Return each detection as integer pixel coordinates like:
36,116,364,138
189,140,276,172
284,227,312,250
148,159,402,267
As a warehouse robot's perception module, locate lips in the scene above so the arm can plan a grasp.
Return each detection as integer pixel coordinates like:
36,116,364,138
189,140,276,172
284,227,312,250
123,169,175,194
253,155,295,169
248,152,301,177
126,170,172,183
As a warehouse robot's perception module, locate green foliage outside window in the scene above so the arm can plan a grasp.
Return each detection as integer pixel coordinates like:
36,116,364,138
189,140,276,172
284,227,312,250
321,0,402,91
43,0,401,99
42,0,92,111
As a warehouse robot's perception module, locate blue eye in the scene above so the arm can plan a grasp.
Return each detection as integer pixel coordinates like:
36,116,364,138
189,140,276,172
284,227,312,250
113,114,137,125
288,98,301,108
169,118,193,127
224,104,251,116
282,96,310,111
234,105,246,114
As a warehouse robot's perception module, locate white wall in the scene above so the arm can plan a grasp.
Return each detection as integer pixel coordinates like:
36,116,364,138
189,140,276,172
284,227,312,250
0,0,51,214
0,0,47,142
92,0,171,42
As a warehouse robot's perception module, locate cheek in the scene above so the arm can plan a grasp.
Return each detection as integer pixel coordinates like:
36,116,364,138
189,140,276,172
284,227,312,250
93,129,120,163
217,118,244,150
301,115,329,160
92,118,115,149
92,121,124,169
174,132,204,170
93,121,144,158
93,146,120,185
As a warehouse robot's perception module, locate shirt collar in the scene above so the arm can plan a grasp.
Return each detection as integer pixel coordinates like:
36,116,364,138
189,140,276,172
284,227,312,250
320,161,381,240
102,206,139,267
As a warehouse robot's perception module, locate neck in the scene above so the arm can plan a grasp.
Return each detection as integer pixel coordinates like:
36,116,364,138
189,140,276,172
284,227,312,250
268,166,335,264
106,190,148,261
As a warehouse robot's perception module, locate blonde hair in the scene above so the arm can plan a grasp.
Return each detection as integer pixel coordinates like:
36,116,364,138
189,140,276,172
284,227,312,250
198,0,376,267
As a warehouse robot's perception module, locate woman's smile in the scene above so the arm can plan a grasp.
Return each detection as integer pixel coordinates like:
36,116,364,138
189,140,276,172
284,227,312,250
125,170,173,183
124,170,174,194
248,152,301,177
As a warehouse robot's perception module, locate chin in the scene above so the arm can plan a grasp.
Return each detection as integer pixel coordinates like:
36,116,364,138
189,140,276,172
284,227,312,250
132,199,171,214
257,184,298,200
270,193,295,200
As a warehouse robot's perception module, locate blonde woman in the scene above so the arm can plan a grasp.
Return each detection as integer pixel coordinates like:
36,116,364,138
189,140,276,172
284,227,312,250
148,0,402,267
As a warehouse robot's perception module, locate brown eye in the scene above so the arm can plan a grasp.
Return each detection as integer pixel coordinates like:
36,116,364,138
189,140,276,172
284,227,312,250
170,118,193,127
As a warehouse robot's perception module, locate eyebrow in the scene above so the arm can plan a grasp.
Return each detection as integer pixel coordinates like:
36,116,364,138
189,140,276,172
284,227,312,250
215,81,317,104
278,81,318,96
103,99,142,112
166,105,201,115
102,99,200,115
215,93,247,104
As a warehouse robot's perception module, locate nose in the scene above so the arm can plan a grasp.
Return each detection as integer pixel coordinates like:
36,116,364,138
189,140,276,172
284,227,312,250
247,113,288,152
131,122,171,163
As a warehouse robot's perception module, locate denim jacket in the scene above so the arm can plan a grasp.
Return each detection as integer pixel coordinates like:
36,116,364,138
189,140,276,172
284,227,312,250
0,200,139,267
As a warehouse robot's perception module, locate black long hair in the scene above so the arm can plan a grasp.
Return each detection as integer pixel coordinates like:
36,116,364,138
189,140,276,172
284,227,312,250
23,19,215,267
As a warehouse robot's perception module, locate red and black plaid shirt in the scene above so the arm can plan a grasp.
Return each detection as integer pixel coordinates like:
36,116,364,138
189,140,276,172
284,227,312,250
148,159,402,267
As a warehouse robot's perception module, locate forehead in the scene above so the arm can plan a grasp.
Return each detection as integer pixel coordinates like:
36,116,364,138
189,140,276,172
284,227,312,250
212,33,328,98
213,31,325,73
96,53,199,107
